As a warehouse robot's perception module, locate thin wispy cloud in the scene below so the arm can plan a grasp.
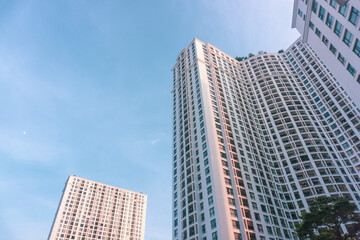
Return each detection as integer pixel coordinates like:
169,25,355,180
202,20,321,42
0,132,65,164
151,139,160,145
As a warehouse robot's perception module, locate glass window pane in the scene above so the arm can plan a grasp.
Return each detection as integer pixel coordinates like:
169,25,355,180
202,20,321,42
349,7,359,26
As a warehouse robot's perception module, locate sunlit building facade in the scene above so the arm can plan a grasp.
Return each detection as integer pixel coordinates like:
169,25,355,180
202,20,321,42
48,175,147,240
171,37,360,240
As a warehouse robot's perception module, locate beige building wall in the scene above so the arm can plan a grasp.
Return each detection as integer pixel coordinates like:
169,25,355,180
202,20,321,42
48,175,147,240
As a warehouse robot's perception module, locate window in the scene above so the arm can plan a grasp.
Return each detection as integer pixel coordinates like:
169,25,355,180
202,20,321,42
258,224,264,233
204,207,213,219
211,219,216,229
343,29,353,46
312,0,318,13
201,225,206,234
318,6,325,20
326,13,334,28
338,53,345,65
264,215,270,223
315,28,321,37
343,142,350,149
206,176,211,184
298,9,303,17
339,3,348,16
212,232,218,240
250,192,255,199
309,21,314,30
228,198,235,206
354,39,360,57
330,44,337,55
322,35,329,45
349,7,359,26
207,186,212,194
232,220,240,229
330,0,337,8
334,21,342,37
347,63,356,76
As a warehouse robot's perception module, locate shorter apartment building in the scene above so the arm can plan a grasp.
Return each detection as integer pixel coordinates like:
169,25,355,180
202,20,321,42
48,175,147,240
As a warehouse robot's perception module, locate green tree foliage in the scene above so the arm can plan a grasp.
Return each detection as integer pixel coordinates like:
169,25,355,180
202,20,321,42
235,51,267,62
235,56,247,61
296,196,360,240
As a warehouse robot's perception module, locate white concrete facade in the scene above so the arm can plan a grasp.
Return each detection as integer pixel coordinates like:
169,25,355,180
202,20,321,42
172,37,360,240
48,175,147,240
292,0,360,106
171,1,360,239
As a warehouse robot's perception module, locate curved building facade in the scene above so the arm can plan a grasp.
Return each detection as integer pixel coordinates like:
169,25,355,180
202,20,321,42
171,38,360,240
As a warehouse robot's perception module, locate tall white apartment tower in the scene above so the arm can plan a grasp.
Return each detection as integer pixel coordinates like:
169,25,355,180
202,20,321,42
172,37,360,240
292,0,360,105
48,175,147,240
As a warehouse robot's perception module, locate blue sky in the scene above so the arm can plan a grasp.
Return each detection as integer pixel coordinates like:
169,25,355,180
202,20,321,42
0,1,299,239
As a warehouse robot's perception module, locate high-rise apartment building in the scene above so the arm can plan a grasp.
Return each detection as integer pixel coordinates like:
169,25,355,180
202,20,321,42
172,1,360,239
292,0,360,105
48,175,147,240
171,22,360,240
